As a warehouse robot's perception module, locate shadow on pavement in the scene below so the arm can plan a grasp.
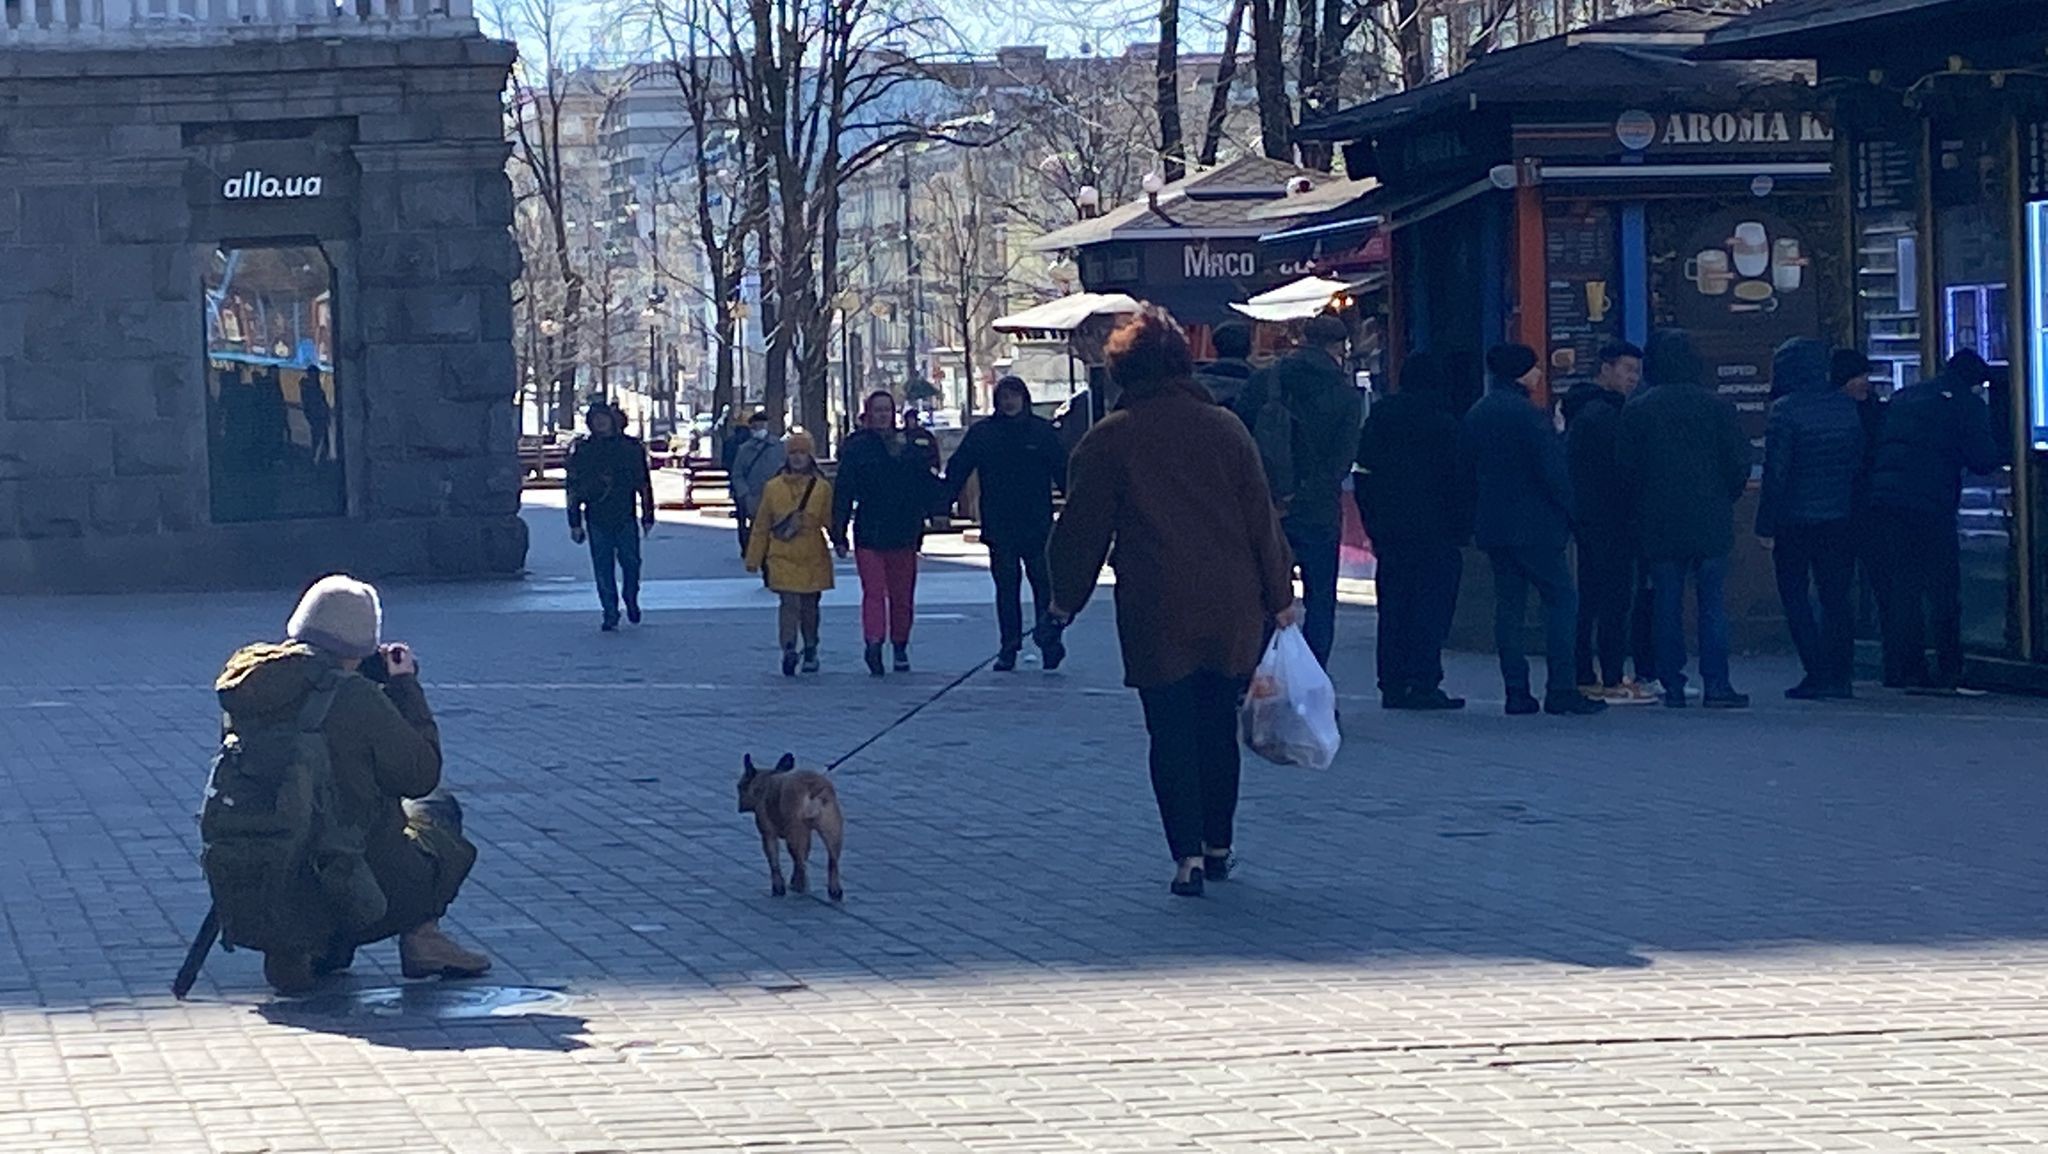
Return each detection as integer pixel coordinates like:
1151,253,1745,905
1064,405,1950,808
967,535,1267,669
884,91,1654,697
256,982,590,1052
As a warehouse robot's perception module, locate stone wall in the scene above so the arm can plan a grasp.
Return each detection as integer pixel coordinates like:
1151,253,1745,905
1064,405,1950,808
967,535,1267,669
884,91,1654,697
0,37,527,592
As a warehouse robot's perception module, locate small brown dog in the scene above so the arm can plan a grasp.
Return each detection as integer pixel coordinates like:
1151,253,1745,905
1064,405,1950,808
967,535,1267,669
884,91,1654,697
738,753,845,901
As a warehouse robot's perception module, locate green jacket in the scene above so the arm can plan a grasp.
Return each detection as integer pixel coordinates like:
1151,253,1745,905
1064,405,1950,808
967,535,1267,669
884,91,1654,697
1239,348,1362,532
215,643,472,944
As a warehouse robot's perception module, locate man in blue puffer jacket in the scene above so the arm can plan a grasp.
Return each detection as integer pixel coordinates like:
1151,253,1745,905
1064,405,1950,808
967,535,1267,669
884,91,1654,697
1757,338,1867,699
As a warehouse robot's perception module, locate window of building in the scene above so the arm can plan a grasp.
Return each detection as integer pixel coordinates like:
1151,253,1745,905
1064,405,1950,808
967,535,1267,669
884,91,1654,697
203,244,344,523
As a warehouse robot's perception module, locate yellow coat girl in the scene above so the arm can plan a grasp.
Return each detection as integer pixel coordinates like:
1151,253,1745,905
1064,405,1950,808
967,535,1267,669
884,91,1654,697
745,431,836,595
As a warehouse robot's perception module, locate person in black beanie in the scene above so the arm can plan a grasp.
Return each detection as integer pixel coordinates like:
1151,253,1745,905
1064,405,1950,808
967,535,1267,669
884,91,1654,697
1460,343,1604,716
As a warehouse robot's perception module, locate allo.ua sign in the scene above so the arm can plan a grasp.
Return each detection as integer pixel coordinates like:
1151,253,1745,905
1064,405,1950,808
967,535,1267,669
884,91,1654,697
186,137,359,242
221,171,326,200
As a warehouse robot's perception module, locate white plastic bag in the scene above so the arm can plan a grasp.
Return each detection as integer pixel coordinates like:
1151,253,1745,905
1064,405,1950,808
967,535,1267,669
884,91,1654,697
1240,625,1342,769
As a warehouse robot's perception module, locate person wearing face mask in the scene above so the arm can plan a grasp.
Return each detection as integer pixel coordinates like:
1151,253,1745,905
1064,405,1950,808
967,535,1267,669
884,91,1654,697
832,390,944,675
729,411,786,572
945,376,1070,671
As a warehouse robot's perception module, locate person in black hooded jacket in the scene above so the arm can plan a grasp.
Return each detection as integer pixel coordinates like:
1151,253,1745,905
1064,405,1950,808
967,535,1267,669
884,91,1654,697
946,376,1070,670
833,390,944,675
1563,340,1655,702
1356,351,1472,709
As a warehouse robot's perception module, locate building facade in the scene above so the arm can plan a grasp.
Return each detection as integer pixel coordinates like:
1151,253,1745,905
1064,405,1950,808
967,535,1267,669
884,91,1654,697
0,12,526,592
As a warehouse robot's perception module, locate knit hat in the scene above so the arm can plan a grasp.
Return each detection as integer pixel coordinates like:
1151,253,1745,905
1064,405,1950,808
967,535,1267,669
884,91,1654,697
783,429,816,458
286,574,384,659
1830,349,1872,389
1486,343,1539,382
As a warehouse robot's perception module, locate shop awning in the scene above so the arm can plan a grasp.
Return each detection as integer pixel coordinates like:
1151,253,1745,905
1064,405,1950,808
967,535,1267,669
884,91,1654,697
991,292,1143,336
1230,276,1362,323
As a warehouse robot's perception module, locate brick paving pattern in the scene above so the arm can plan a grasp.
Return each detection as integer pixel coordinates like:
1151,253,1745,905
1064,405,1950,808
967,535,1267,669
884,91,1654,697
5,500,2048,1152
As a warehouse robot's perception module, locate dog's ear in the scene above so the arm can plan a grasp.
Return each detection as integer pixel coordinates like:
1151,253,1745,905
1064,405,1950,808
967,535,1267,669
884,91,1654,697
742,754,757,777
775,752,796,773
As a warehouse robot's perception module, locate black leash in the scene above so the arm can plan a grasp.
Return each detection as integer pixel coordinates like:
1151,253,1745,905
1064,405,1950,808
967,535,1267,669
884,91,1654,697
824,652,998,772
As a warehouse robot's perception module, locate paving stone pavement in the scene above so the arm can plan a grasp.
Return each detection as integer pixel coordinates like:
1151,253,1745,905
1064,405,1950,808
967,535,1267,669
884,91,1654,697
6,498,2048,1152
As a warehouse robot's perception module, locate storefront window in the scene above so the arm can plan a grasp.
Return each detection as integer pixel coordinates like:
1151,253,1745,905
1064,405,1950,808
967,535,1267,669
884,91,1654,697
203,245,343,523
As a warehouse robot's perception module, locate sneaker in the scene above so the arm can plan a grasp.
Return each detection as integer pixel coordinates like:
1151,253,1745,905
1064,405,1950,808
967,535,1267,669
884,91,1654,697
800,649,820,674
1505,692,1541,716
1545,692,1608,716
1702,690,1751,710
892,644,911,673
399,920,492,980
1608,680,1658,705
625,602,643,625
994,648,1019,673
600,617,620,633
1407,688,1466,711
781,647,799,678
864,643,885,677
1577,684,1605,699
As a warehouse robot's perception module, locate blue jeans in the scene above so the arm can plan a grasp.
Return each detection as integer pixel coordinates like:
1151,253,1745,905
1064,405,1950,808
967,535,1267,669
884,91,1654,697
1649,555,1733,696
1284,520,1341,668
1487,546,1577,700
588,523,643,622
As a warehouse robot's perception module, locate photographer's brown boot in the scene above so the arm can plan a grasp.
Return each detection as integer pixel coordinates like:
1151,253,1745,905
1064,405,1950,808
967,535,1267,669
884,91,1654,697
263,950,318,996
399,920,491,980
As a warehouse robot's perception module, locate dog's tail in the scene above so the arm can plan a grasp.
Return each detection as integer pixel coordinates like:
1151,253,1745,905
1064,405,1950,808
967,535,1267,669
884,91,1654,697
799,774,839,821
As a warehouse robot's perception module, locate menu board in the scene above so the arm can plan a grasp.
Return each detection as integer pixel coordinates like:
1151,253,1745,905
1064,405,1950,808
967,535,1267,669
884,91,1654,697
1544,202,1618,384
2026,119,2048,199
1855,136,1918,212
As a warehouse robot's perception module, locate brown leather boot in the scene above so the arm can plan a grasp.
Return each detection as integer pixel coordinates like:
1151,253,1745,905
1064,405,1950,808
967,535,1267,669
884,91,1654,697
399,920,491,980
263,951,318,996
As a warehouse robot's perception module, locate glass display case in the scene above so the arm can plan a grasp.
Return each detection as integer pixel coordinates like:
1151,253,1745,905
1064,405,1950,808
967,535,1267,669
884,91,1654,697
2028,199,2048,452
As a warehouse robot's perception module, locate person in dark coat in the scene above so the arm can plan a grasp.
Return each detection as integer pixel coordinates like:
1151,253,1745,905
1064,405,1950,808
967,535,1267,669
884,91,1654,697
721,416,756,553
1835,350,1901,684
1757,338,1868,699
1355,351,1472,710
1866,351,2001,692
832,390,944,675
1461,344,1604,716
1235,313,1363,669
566,401,657,632
1194,321,1257,414
945,376,1070,671
1562,340,1658,703
1616,329,1752,708
1046,306,1296,898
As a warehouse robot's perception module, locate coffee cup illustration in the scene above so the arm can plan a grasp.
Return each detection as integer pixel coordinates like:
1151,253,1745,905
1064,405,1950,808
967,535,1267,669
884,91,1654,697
1586,280,1611,323
1772,238,1804,292
1685,249,1733,295
1730,221,1770,278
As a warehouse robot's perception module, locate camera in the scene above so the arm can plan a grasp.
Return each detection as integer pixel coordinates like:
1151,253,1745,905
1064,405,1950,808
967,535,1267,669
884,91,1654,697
358,648,391,684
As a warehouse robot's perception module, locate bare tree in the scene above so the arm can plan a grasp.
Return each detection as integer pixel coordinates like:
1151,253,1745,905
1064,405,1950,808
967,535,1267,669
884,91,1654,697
1155,0,1185,181
1198,0,1251,167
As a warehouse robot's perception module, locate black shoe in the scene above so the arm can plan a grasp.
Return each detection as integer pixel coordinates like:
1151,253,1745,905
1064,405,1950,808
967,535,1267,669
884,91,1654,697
1703,690,1751,710
994,648,1019,673
1410,688,1467,711
312,944,356,977
625,602,643,625
781,647,799,678
1203,852,1234,882
893,644,911,673
1663,692,1689,709
1035,620,1068,671
1505,692,1542,716
601,617,620,633
1544,692,1608,716
1380,686,1414,710
864,643,885,677
1785,679,1822,701
1170,868,1205,898
801,649,820,674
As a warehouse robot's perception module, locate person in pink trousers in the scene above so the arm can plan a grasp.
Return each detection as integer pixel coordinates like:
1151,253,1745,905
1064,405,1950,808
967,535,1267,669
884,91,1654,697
831,391,943,675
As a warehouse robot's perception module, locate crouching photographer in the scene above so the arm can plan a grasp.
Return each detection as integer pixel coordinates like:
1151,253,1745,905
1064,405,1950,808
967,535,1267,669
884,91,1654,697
201,574,488,995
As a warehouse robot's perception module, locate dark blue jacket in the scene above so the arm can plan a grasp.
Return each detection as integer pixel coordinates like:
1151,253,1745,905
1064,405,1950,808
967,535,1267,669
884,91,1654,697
1616,331,1751,561
1356,389,1473,548
1562,383,1629,531
1756,338,1866,537
1460,375,1574,551
1867,370,2000,517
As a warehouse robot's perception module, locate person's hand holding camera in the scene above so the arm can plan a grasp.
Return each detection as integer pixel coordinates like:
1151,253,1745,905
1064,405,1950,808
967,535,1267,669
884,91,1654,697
382,643,418,679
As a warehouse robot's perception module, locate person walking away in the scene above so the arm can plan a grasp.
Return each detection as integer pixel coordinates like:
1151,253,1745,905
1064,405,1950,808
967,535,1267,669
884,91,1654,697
1235,313,1362,668
1616,329,1752,708
833,390,944,675
944,376,1069,671
1462,345,1604,716
1836,350,1901,683
1195,321,1257,415
1866,350,2001,693
1756,338,1866,699
729,411,785,572
1355,350,1472,710
1046,307,1297,897
721,416,752,551
1563,341,1659,704
566,401,656,632
300,365,332,465
208,575,486,994
745,431,834,676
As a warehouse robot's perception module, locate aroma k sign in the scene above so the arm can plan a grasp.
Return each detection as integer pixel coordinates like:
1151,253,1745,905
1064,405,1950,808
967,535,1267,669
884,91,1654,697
222,170,324,200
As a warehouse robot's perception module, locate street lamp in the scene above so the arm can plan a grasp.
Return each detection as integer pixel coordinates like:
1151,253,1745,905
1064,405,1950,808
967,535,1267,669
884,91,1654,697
539,316,564,433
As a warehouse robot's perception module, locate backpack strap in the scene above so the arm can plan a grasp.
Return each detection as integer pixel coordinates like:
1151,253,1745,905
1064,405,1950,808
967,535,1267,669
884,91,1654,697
298,669,343,733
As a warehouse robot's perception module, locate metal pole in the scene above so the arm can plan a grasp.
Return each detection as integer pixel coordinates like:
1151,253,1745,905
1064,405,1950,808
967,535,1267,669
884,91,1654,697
900,148,918,394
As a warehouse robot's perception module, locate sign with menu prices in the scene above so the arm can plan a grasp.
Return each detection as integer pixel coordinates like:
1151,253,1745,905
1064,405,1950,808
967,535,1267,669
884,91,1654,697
1544,202,1617,386
1855,136,1918,212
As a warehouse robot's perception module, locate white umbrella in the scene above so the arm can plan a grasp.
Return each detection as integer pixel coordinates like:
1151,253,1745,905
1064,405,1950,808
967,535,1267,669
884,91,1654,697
991,292,1144,336
1229,276,1354,323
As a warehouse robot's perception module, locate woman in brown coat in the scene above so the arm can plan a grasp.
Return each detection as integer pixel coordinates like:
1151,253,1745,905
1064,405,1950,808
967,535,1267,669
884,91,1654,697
1048,307,1297,896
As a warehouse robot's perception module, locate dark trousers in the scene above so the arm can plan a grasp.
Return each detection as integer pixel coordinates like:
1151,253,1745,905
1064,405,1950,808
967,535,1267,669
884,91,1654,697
1373,540,1461,698
588,524,643,622
988,541,1052,652
734,501,752,554
1857,511,1907,685
1136,672,1246,862
1875,506,1964,688
1284,520,1341,667
1774,519,1856,690
1487,545,1578,700
1574,528,1635,688
1649,555,1733,696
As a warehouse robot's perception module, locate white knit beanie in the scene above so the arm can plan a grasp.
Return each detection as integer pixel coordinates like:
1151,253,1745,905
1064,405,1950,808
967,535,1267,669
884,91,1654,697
286,574,384,659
